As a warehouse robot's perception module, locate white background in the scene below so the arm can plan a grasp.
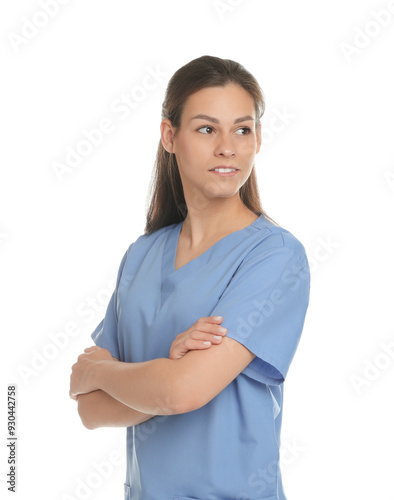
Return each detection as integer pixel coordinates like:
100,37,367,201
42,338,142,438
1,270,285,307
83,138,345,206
1,0,394,499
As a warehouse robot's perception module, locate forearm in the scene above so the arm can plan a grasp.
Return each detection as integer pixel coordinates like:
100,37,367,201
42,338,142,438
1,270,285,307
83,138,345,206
77,389,155,429
93,358,183,415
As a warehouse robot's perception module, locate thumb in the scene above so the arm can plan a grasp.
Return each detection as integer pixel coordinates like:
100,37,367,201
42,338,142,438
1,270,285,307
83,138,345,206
84,345,100,353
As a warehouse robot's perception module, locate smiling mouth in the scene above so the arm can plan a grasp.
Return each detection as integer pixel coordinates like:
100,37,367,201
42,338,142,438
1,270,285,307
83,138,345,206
209,167,239,173
209,168,240,177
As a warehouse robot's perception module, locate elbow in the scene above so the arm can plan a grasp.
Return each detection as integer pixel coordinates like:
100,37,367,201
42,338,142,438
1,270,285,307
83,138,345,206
81,417,97,430
166,399,191,416
82,420,96,430
146,358,206,415
170,395,202,415
165,378,203,415
172,402,199,415
77,400,98,430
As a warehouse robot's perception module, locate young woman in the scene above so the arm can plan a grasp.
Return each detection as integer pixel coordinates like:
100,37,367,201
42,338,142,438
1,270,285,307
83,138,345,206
70,55,310,500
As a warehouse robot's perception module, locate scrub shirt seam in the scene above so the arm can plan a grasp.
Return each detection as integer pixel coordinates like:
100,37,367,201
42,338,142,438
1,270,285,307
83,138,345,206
242,228,301,263
267,384,282,494
250,222,307,262
229,238,293,291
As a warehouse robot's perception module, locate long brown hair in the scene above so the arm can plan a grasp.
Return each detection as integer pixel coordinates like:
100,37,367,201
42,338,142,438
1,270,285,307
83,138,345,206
144,55,279,234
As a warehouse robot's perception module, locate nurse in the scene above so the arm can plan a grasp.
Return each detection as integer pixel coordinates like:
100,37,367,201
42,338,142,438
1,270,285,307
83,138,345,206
70,55,310,499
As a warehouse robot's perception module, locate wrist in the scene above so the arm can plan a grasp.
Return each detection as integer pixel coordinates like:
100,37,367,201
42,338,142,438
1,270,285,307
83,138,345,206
92,359,112,392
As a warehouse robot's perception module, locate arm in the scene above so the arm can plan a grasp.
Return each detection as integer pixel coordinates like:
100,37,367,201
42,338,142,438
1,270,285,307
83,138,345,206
77,390,155,429
76,354,155,429
74,316,228,427
72,243,309,418
70,322,255,415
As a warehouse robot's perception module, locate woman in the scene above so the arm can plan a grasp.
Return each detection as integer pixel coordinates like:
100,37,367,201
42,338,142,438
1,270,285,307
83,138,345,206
70,55,310,500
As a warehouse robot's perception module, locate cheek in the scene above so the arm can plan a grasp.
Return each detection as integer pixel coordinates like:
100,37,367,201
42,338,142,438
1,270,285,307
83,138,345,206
238,137,258,155
238,148,257,166
177,139,210,174
175,137,196,165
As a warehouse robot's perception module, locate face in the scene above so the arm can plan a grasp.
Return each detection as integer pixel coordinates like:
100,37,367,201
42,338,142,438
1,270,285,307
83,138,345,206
161,84,261,209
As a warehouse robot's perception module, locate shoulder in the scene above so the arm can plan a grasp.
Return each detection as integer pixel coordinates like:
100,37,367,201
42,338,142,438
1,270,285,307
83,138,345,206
251,216,308,262
119,222,178,267
132,223,178,249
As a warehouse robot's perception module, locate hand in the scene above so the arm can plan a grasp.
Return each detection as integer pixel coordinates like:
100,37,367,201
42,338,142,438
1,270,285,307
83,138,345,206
169,316,228,360
69,346,113,400
82,345,114,361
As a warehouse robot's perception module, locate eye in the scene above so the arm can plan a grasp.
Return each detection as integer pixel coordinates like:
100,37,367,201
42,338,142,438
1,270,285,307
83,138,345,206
197,125,214,135
235,127,252,135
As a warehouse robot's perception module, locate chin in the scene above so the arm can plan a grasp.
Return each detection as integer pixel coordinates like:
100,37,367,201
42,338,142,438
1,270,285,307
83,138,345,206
204,187,240,200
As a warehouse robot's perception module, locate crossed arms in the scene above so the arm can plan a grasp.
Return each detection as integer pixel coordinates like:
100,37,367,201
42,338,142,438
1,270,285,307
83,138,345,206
70,316,256,429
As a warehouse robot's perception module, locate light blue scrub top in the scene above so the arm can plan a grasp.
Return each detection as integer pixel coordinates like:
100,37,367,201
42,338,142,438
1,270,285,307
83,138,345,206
91,213,310,500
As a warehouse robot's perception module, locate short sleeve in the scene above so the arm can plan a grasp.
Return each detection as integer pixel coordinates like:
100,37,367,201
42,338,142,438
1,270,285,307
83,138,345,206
210,241,310,386
90,244,133,359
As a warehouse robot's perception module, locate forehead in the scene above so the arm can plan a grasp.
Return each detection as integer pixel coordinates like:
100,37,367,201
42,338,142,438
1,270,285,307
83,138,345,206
182,84,256,119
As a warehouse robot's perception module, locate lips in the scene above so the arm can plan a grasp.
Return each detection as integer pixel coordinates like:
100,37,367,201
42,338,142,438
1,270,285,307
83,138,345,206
209,166,239,171
209,168,239,177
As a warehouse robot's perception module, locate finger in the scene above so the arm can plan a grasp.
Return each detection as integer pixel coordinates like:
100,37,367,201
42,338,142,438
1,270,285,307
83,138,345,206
169,339,212,360
84,346,100,353
69,390,78,401
209,315,223,323
193,323,228,338
184,339,212,350
189,331,225,344
209,333,225,343
197,315,223,325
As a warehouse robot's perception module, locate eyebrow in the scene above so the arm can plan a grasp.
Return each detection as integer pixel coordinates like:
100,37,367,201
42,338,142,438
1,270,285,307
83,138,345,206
190,114,255,124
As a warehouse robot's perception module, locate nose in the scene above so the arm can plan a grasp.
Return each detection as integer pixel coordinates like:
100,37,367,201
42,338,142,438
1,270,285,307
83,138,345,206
214,133,235,158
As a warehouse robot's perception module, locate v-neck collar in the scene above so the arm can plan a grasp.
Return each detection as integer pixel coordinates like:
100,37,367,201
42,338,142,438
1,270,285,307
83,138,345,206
169,213,264,271
160,213,264,306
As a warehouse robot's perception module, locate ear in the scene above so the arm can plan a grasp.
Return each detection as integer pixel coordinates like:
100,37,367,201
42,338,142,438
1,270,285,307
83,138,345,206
160,119,176,154
255,122,262,154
